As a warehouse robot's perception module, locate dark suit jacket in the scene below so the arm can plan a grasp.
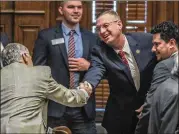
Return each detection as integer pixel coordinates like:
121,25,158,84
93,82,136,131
0,32,9,47
135,54,176,134
0,32,9,69
83,32,157,133
32,24,97,120
148,76,178,134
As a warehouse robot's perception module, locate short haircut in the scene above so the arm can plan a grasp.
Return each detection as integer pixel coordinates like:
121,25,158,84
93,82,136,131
60,1,83,7
151,21,179,46
2,43,29,66
60,1,66,7
97,10,120,20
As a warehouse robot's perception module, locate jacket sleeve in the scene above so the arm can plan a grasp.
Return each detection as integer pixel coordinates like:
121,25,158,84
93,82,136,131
46,74,88,107
83,44,106,90
32,31,48,66
148,85,178,134
158,94,178,134
135,61,171,134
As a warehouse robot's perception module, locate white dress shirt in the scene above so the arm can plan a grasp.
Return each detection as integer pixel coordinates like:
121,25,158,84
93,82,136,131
114,36,140,91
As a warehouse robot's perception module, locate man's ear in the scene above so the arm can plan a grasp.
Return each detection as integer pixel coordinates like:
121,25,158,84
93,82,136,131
169,38,177,49
22,53,33,67
21,53,28,65
58,6,63,15
117,20,123,30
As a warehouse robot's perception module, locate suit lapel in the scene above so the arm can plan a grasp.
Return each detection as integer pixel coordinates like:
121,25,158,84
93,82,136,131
55,25,68,67
126,35,142,71
107,46,135,87
81,28,90,59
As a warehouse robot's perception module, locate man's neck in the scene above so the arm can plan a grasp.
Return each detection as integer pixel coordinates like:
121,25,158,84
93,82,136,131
113,34,125,50
62,20,79,30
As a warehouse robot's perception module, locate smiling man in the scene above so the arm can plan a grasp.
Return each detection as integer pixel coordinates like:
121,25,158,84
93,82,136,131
80,10,157,134
33,1,97,134
135,21,179,134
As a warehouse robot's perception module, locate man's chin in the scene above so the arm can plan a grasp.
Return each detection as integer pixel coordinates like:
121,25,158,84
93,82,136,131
103,38,112,44
72,18,81,23
157,57,162,61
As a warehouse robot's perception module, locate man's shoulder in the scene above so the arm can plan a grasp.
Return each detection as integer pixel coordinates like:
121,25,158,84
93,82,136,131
126,32,152,37
156,56,175,69
32,65,51,77
156,78,178,99
0,32,9,46
38,24,61,35
80,28,96,37
125,32,153,47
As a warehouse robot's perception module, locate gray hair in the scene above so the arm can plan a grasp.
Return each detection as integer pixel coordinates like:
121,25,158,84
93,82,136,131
171,54,178,76
97,10,121,21
2,43,29,66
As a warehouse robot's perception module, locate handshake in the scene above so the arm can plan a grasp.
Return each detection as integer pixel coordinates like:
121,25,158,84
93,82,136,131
78,81,93,97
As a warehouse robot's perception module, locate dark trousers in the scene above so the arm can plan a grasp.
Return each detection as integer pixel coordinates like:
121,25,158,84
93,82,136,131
106,112,138,134
48,107,96,134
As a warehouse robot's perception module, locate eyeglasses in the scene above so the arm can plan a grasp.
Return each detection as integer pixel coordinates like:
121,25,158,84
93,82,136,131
96,20,119,33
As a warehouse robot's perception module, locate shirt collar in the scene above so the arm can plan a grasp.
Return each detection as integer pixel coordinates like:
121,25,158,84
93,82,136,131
171,51,178,57
113,35,130,55
61,22,80,36
1,42,4,52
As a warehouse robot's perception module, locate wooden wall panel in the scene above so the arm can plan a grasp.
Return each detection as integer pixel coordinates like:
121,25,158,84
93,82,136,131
80,2,92,30
0,14,13,42
17,24,40,54
151,1,179,26
49,1,92,30
15,1,47,11
0,1,13,10
14,14,47,54
13,1,50,54
0,1,14,42
174,1,179,25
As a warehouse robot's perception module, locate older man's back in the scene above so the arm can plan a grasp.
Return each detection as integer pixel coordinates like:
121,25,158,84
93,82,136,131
1,62,87,133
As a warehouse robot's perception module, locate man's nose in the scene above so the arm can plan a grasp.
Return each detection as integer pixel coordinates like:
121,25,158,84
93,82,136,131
151,46,156,52
99,27,106,34
74,7,79,12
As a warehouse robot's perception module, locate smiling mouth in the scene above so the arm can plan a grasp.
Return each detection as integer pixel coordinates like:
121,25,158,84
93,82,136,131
72,15,80,17
103,35,110,40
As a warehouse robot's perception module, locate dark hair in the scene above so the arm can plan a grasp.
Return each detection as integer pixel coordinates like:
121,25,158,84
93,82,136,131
151,21,179,45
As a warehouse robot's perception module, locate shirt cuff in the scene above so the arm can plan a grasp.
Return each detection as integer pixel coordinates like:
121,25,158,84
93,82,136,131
77,87,89,99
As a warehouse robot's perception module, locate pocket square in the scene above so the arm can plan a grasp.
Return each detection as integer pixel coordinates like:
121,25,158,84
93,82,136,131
51,38,64,45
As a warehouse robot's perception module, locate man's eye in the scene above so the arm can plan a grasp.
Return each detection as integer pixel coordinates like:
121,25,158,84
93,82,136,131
68,6,74,8
154,43,159,46
77,6,82,9
96,27,100,32
103,24,109,28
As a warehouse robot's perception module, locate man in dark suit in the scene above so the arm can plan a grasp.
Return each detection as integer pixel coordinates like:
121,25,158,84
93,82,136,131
1,32,9,68
32,1,97,134
81,10,157,134
0,32,9,47
135,21,179,134
148,55,178,134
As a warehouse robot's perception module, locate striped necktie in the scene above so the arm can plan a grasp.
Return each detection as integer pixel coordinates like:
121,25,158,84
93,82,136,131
68,30,75,88
118,50,129,67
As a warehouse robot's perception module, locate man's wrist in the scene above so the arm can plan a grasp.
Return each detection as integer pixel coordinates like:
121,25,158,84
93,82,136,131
84,81,92,90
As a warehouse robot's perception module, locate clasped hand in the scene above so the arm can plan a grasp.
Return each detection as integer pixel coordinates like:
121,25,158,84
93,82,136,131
79,81,92,96
68,58,90,71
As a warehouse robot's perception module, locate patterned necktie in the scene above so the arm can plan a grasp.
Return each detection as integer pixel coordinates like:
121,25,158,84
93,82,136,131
118,50,129,67
68,30,75,88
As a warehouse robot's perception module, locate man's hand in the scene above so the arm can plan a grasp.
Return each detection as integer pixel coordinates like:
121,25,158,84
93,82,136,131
79,81,92,96
22,53,33,67
68,58,90,71
135,105,144,119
